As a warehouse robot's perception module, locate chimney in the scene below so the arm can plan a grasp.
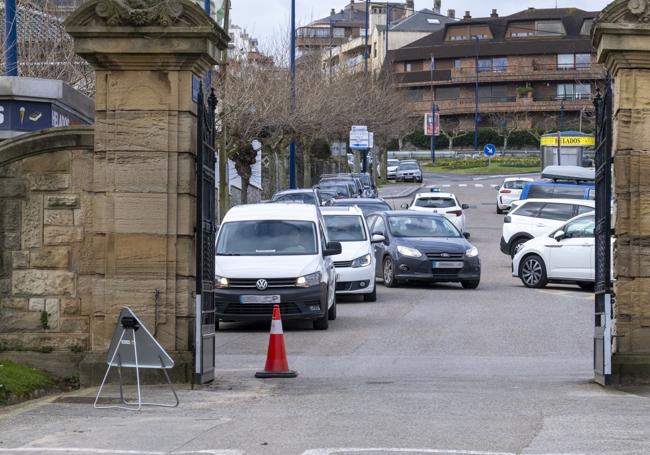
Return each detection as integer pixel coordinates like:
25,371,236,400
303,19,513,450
433,0,441,14
447,9,455,19
490,9,498,18
405,0,415,17
331,8,335,16
463,10,471,20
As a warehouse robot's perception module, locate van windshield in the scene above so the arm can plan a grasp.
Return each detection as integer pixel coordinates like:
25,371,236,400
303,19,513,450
324,215,367,242
216,220,317,256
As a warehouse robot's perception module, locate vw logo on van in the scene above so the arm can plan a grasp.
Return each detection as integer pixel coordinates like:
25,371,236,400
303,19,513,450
256,279,268,291
441,253,450,258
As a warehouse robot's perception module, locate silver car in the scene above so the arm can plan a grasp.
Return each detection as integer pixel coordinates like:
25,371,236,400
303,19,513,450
387,159,399,180
396,161,423,183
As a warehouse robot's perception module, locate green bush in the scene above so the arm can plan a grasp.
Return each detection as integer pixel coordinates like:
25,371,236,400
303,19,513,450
0,361,52,404
433,156,540,170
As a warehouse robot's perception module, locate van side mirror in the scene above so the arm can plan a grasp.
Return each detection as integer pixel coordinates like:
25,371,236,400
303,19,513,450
462,204,470,210
463,232,471,239
323,241,342,256
553,230,565,241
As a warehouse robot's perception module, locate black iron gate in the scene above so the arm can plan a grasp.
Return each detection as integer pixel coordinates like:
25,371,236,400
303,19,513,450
195,83,218,384
593,75,613,386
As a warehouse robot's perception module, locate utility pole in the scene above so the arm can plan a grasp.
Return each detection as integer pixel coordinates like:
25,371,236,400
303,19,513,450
4,0,18,76
473,35,480,151
218,0,231,221
430,54,436,163
384,4,390,61
289,0,297,189
364,0,369,74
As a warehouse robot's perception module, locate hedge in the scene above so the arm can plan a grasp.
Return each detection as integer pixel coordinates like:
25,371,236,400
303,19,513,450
402,127,545,150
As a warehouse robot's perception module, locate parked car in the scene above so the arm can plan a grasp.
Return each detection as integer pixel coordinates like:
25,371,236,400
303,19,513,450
519,181,595,201
353,172,378,198
386,159,400,180
496,177,535,214
512,213,597,289
318,189,338,205
332,198,392,218
404,192,469,233
396,161,423,183
318,181,356,199
322,206,379,301
214,203,341,330
366,211,481,289
271,189,322,206
320,175,364,197
500,198,595,257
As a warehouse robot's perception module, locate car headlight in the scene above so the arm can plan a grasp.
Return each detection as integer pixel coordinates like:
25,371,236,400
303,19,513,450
351,253,372,268
215,276,229,289
465,247,479,258
296,271,321,288
397,245,422,258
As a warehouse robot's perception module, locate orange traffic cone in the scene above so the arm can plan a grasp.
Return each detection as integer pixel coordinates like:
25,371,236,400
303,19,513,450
255,305,298,378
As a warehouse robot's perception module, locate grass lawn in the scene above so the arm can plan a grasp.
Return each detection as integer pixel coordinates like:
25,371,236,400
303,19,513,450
0,361,52,405
423,164,540,175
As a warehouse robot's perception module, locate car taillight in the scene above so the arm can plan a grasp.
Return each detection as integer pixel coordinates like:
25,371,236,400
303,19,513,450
447,210,463,217
500,189,512,194
504,216,511,223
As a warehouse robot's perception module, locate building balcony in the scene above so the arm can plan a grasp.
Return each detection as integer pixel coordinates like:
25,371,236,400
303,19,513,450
409,95,594,117
395,63,605,87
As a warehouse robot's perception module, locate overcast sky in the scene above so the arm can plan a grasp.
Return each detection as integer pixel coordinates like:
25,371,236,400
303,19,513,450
230,0,611,48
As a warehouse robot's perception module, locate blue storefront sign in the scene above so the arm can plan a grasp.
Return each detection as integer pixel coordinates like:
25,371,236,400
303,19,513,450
0,100,87,132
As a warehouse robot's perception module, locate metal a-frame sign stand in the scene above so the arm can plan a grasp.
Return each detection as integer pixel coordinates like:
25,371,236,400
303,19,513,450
94,307,179,411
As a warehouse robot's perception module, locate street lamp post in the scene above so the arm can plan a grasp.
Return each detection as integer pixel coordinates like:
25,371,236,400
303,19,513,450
364,0,369,74
4,0,18,76
473,35,480,151
431,104,439,163
559,99,565,132
289,0,297,189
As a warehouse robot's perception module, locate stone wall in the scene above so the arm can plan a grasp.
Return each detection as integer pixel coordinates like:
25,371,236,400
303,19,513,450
0,127,94,351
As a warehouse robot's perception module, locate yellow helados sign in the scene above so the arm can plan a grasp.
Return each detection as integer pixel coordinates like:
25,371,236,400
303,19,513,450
540,135,595,147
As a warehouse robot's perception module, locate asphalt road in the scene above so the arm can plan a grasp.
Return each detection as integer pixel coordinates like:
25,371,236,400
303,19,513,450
1,173,649,455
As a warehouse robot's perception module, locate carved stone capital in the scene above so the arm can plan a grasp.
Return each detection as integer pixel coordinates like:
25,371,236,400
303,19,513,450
628,0,650,22
94,0,183,26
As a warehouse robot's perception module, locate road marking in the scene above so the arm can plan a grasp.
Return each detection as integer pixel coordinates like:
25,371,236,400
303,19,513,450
302,449,584,455
474,184,484,188
0,449,243,455
442,185,451,188
491,184,499,188
458,184,468,187
537,289,592,300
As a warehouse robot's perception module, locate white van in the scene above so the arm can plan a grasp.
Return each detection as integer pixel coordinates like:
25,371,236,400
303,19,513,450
214,204,341,330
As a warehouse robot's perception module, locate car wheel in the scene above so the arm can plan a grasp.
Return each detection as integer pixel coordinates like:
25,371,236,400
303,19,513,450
313,310,329,330
510,237,529,258
363,286,377,302
519,254,548,288
328,299,337,320
215,319,220,330
461,280,480,289
496,204,504,215
383,257,398,288
577,281,595,291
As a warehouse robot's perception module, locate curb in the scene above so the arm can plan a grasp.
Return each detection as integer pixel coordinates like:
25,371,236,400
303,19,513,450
381,183,425,200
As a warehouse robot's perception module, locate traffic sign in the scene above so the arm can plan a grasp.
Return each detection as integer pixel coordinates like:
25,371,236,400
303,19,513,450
484,144,497,157
350,128,369,150
330,142,346,156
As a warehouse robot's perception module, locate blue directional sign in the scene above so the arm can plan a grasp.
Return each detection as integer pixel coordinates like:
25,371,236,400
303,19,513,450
484,143,497,157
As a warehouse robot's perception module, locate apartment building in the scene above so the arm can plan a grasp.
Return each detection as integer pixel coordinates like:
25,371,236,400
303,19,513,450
388,7,604,131
297,0,411,54
322,5,456,75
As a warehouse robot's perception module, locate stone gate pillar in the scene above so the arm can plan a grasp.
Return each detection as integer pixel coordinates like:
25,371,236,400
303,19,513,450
594,0,650,384
64,0,228,378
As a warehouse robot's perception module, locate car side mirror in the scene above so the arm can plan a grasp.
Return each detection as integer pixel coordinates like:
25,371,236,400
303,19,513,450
495,186,500,191
400,203,409,209
323,241,342,256
371,234,386,243
462,204,470,210
463,232,471,240
553,230,565,241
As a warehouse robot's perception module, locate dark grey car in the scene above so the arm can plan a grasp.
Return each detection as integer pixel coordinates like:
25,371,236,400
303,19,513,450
366,211,481,289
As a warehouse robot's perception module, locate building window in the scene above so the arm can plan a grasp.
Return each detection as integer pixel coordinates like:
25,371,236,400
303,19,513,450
511,31,533,38
535,20,565,36
373,45,377,58
454,59,462,69
581,19,593,35
404,62,412,72
557,83,591,100
448,35,467,41
472,34,488,39
557,53,591,70
478,57,508,72
435,86,460,101
333,28,346,38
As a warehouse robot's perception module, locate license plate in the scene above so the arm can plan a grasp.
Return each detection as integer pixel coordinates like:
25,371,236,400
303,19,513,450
432,261,464,269
240,295,281,304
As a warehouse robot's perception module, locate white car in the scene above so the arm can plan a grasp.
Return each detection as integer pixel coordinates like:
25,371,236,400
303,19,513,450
512,213,596,289
496,177,534,214
322,206,381,302
500,198,595,257
406,191,469,233
386,159,399,180
214,203,341,330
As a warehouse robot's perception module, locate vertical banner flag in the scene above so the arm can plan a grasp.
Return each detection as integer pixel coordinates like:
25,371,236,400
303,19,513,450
424,112,440,137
